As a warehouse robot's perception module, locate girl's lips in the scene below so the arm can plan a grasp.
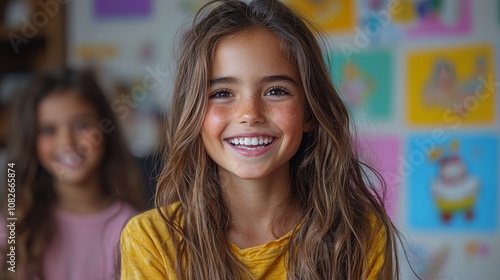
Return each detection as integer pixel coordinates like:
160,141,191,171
225,136,278,157
56,152,84,169
226,136,276,146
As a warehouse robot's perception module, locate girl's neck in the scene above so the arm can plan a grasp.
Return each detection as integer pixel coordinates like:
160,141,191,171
220,165,300,248
53,173,110,215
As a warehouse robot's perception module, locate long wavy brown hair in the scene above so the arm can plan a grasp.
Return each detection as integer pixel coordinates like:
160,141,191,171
156,0,402,279
0,68,144,279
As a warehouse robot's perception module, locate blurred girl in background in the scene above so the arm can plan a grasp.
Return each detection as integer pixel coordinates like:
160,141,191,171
1,68,144,279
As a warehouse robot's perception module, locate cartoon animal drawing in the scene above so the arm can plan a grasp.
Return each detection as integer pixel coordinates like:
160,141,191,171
429,141,480,223
341,62,375,109
414,0,460,26
423,57,487,116
423,60,465,114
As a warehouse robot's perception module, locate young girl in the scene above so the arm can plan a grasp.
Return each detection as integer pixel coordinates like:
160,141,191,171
0,68,144,279
121,0,401,279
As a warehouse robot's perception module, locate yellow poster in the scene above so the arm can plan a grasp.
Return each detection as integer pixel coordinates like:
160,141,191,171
407,45,495,126
286,0,355,33
391,0,416,24
74,44,119,60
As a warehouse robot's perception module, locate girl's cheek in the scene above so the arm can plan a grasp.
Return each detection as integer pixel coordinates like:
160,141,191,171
36,138,52,170
273,103,302,122
204,106,230,127
282,104,299,116
37,137,50,153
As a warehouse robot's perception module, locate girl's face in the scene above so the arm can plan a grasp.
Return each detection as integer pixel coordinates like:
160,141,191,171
36,91,105,185
201,28,312,181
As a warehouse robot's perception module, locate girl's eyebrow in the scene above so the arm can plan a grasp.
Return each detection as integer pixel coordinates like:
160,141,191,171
72,112,96,118
210,76,238,86
209,75,299,86
262,75,299,85
38,113,96,124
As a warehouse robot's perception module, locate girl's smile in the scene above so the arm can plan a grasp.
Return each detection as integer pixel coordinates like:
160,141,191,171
225,133,278,157
201,28,312,180
56,150,84,169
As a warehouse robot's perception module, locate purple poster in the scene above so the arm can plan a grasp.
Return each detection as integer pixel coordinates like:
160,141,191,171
94,0,152,18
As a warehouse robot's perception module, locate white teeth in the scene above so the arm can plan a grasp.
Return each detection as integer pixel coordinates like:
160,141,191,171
228,137,274,146
58,152,83,167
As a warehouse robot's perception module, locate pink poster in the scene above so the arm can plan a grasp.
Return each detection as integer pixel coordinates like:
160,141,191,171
406,0,472,37
357,135,400,219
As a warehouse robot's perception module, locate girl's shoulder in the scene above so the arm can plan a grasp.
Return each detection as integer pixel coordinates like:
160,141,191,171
127,201,180,222
120,203,182,277
122,202,181,242
112,200,140,219
54,200,138,225
120,202,180,274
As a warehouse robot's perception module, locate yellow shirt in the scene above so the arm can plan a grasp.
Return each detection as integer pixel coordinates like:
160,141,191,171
120,204,385,279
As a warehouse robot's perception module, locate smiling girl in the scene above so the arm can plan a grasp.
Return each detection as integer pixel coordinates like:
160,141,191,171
0,68,144,280
120,0,401,279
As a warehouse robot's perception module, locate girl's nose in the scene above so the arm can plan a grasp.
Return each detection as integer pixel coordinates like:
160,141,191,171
236,95,265,125
57,127,77,147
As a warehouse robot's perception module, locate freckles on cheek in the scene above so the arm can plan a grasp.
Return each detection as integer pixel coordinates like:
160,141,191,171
273,104,303,123
204,106,229,129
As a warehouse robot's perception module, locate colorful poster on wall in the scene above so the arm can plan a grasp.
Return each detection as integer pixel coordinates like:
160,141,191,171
73,43,119,61
497,45,500,120
464,240,491,259
391,0,473,37
357,0,403,46
285,0,355,33
329,50,393,120
94,0,152,18
408,134,499,231
406,44,495,126
357,135,400,219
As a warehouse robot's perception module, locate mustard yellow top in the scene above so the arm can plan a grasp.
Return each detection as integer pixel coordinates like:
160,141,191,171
120,204,385,279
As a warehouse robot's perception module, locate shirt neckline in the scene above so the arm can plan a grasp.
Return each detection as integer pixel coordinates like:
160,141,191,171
54,200,123,224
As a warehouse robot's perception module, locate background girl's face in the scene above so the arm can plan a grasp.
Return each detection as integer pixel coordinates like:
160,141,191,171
201,28,312,181
36,90,105,185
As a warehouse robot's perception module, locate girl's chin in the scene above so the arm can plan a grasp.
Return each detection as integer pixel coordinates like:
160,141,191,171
56,175,89,185
223,170,272,181
49,167,92,185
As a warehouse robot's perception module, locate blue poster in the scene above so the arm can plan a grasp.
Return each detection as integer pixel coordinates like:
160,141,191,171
408,134,498,231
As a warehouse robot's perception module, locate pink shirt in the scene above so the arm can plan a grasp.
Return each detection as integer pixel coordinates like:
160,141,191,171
1,201,138,280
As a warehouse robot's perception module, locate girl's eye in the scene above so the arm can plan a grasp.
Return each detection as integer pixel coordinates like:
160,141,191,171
39,125,56,136
210,89,233,99
265,87,289,96
74,120,91,131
